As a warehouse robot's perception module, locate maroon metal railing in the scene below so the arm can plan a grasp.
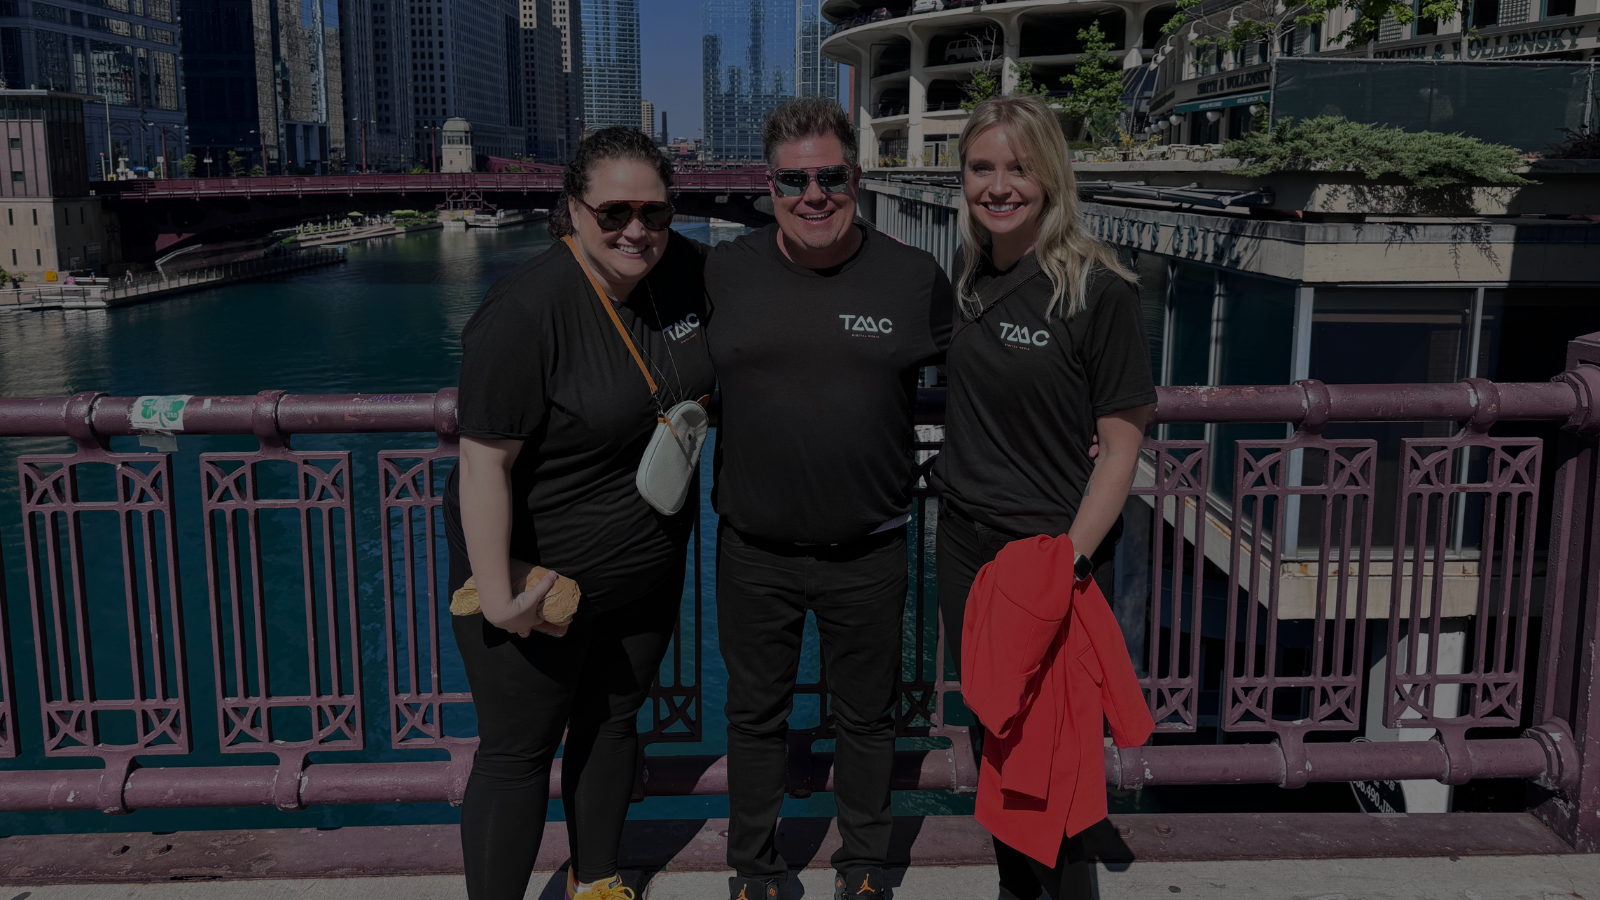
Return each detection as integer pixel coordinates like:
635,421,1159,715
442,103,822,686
98,168,771,201
2,337,1599,851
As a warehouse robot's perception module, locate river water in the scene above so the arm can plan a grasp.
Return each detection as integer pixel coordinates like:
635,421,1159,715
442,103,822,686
0,221,976,837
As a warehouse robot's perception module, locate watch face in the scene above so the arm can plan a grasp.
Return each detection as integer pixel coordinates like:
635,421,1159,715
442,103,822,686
1075,554,1093,581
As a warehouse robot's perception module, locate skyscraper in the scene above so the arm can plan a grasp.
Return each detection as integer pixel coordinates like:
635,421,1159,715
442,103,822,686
581,0,639,132
0,1,185,179
553,0,583,157
640,98,654,139
521,0,565,160
181,0,343,175
702,0,793,162
795,0,837,102
368,0,413,170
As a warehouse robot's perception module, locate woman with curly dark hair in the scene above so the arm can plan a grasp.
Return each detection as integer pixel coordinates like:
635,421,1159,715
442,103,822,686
442,126,713,900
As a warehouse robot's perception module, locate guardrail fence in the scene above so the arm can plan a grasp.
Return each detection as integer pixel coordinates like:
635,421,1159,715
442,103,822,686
1,332,1599,855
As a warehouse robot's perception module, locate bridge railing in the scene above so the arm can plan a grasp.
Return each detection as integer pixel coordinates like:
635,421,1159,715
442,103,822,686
100,169,772,200
2,334,1599,851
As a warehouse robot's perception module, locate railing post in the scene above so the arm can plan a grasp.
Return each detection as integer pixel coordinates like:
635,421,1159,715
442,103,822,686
1533,331,1600,850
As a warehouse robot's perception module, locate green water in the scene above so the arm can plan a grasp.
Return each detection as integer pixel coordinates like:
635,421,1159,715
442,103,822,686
0,222,971,838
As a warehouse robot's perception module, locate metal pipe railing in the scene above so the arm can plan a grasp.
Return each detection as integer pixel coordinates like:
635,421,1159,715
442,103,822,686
0,365,1594,836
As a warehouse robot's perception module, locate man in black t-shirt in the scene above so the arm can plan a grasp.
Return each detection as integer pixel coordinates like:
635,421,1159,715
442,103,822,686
705,98,953,900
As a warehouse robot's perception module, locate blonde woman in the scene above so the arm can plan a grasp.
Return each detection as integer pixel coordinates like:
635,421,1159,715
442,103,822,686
929,94,1156,900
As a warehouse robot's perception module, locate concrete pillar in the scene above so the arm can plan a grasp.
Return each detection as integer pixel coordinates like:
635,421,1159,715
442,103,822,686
852,42,875,166
1362,621,1467,813
1000,14,1022,94
908,27,928,167
1124,3,1146,51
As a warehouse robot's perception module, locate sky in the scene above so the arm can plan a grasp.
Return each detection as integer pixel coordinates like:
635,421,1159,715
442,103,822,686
639,0,707,142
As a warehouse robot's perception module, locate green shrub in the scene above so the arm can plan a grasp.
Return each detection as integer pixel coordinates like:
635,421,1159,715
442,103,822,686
1223,117,1529,189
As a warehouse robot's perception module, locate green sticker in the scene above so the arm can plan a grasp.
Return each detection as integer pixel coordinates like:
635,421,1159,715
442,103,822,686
132,394,193,433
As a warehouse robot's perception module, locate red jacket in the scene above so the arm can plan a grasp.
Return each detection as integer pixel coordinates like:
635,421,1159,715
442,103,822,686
961,534,1154,865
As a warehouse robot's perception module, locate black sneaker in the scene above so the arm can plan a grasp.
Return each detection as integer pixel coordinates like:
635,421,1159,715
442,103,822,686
728,875,779,900
833,866,892,900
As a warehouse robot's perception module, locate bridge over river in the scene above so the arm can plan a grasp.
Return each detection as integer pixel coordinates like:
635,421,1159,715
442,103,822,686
97,169,774,261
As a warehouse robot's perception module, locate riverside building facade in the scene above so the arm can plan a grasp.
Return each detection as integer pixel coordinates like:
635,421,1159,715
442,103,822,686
1142,0,1599,145
0,0,185,179
704,0,841,162
581,0,638,131
821,0,1173,166
180,0,344,174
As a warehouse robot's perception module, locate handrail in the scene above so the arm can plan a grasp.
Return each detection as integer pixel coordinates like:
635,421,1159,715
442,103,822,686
0,379,1579,439
0,364,1594,828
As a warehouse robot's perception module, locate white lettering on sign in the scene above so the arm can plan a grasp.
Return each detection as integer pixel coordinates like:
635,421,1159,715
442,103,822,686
1089,211,1245,266
999,322,1050,347
839,314,893,334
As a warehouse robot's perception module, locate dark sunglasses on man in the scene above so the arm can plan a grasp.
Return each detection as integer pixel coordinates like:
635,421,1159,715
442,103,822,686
768,164,856,198
578,198,676,232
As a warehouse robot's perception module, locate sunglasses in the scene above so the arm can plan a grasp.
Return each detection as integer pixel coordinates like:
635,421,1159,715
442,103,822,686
578,198,676,232
768,165,855,198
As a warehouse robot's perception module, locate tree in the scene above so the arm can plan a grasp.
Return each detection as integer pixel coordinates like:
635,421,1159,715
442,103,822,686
226,151,246,177
248,164,265,177
1160,0,1465,65
1061,22,1124,145
178,153,197,178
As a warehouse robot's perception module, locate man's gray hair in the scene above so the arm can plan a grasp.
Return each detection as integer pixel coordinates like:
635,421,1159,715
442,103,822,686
761,97,859,168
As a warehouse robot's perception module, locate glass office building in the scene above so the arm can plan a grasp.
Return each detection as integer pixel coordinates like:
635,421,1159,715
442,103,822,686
704,0,839,162
582,0,639,131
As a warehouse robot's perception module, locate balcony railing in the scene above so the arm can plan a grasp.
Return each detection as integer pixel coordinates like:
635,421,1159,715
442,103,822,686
1,339,1599,854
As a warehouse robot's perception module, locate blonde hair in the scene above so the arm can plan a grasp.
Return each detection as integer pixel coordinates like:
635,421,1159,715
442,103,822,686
956,94,1133,318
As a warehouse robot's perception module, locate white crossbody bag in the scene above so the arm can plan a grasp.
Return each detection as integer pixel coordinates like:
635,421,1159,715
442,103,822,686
563,236,709,516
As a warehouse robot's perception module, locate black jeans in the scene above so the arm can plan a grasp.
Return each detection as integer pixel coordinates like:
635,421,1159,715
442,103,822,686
449,544,682,900
717,521,907,881
936,501,1117,900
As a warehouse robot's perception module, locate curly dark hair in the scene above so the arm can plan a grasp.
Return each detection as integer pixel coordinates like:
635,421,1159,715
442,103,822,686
547,126,674,238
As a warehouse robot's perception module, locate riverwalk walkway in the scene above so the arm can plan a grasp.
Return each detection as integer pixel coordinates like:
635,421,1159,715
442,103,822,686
0,247,345,312
1,815,1594,899
3,855,1595,899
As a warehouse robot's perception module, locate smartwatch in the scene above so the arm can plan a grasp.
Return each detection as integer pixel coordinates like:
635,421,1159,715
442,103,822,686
1073,553,1093,583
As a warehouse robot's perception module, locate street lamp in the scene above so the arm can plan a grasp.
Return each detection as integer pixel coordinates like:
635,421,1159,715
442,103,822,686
203,152,213,177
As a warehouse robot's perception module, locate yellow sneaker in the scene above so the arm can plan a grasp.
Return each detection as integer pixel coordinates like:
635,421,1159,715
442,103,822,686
570,871,635,900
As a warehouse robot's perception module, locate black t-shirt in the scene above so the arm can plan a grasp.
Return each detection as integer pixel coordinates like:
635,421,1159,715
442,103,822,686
705,222,953,545
443,230,716,611
930,251,1157,536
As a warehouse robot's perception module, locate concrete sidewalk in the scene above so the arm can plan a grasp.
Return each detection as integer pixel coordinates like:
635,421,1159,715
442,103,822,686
3,855,1597,900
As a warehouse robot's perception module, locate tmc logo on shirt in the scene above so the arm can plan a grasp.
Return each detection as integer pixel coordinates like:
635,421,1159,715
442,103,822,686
666,313,701,341
840,314,893,335
999,322,1050,347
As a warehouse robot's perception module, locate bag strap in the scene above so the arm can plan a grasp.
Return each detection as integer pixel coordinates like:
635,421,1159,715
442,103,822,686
562,235,659,396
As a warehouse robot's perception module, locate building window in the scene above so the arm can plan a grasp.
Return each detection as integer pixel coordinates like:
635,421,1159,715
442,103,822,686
1471,0,1499,27
8,249,12,265
1546,0,1575,15
31,208,37,224
5,209,10,225
10,171,20,182
6,138,16,149
35,248,40,265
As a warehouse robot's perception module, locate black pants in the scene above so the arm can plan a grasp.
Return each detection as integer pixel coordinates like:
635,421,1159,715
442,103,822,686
717,521,907,881
449,544,682,900
936,502,1116,900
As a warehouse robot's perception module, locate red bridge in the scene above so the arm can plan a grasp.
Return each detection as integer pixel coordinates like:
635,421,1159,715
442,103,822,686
97,169,775,261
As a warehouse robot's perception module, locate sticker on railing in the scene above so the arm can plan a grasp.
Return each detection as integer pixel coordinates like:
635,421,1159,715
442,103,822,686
132,394,193,433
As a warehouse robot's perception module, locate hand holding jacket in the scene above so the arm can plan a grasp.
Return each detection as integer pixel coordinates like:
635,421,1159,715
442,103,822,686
961,533,1154,864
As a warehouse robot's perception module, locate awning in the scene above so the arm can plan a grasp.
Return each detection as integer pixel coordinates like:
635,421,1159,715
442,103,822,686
1174,90,1270,114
